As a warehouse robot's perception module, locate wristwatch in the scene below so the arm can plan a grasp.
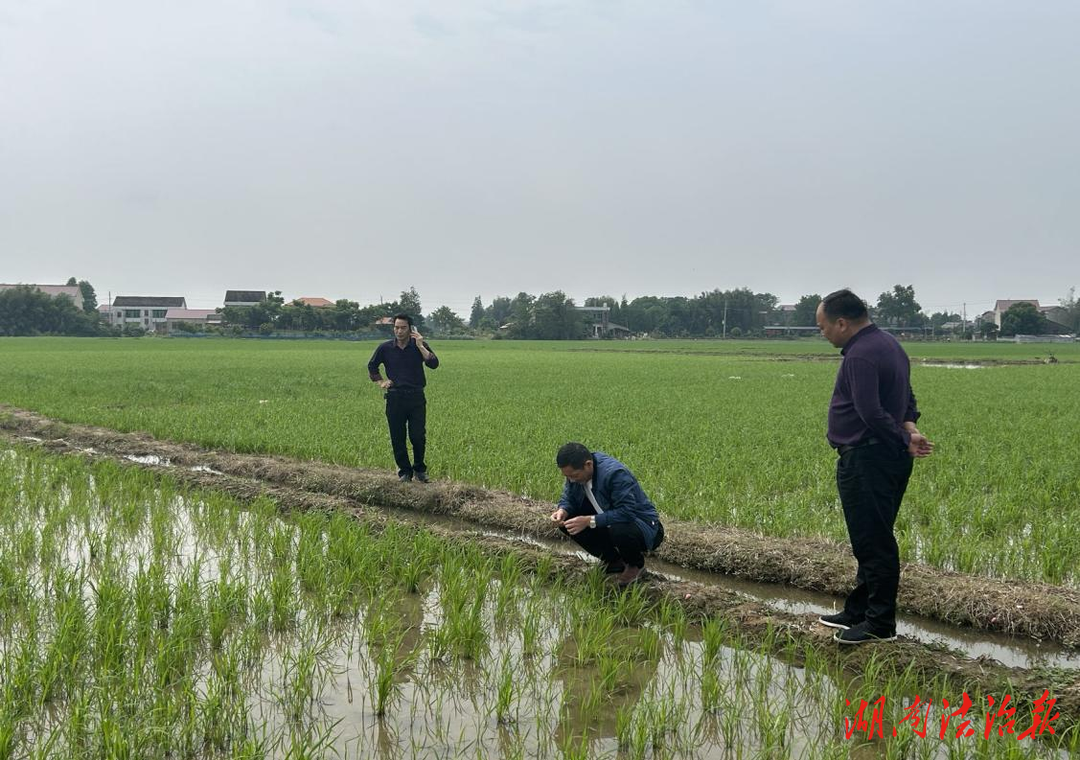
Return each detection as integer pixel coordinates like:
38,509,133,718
588,516,597,529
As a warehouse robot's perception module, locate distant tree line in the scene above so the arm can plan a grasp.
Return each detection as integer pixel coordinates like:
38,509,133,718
0,280,110,337
218,288,426,335
5,278,1079,339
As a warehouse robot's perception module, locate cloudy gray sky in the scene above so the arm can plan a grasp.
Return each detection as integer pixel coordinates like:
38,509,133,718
1,1,1077,316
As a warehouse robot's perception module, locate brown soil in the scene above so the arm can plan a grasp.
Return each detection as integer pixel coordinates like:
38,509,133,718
2,406,1076,733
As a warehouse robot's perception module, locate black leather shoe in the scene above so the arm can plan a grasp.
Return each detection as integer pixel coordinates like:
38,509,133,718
398,472,413,482
415,471,429,483
818,611,862,631
834,622,897,645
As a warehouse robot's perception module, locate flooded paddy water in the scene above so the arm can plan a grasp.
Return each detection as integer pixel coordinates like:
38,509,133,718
2,446,1078,759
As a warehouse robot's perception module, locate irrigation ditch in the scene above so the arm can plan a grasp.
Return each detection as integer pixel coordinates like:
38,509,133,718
2,404,1078,736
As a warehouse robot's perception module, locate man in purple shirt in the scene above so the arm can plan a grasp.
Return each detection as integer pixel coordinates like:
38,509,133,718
815,289,933,644
367,313,439,482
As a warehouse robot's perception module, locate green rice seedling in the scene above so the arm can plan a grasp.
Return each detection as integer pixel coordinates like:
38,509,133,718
701,666,722,714
568,603,616,665
278,635,334,725
269,562,297,633
615,702,634,751
281,720,339,760
269,521,294,568
295,511,330,598
499,551,522,589
1068,723,1080,756
753,656,777,702
609,582,652,628
883,729,918,760
398,557,427,595
425,622,453,664
520,600,543,659
40,567,88,703
718,697,742,750
625,705,652,760
370,631,409,718
661,601,689,648
532,554,556,589
557,728,590,760
90,567,131,685
759,707,789,756
207,584,236,652
638,625,663,663
363,596,396,649
494,654,517,724
494,555,522,625
701,615,729,665
454,592,490,662
646,692,688,753
14,516,40,569
249,585,273,633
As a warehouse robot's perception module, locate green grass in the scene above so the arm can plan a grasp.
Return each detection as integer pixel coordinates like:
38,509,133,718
1,336,1079,585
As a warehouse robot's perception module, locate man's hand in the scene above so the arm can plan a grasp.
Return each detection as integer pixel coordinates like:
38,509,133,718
550,508,568,524
907,432,934,458
413,329,433,360
377,379,393,390
563,515,592,535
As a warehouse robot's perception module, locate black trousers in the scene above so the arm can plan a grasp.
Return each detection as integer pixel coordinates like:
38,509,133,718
836,444,914,634
561,519,649,569
385,391,426,476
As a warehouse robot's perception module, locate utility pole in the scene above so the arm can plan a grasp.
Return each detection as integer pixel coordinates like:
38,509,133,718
722,299,728,339
962,302,968,340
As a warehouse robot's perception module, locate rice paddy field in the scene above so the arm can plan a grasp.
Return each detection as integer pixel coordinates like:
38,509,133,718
1,336,1079,758
1,337,1078,584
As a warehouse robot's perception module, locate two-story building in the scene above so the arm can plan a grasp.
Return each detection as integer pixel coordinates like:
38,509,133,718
107,296,187,332
992,299,1072,333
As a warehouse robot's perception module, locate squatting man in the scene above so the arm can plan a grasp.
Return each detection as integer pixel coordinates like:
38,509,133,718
550,442,665,587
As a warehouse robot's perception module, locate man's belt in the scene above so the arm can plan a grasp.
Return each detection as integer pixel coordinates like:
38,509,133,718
836,437,881,456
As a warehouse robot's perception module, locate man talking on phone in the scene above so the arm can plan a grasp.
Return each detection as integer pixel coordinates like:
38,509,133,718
367,313,439,482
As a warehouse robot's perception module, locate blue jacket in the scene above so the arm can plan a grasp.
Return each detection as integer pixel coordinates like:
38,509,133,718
558,452,662,550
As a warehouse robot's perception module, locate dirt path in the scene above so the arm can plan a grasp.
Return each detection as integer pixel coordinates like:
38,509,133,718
2,405,1078,734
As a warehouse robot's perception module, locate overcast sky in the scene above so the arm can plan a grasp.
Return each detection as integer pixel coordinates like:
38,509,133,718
1,1,1077,315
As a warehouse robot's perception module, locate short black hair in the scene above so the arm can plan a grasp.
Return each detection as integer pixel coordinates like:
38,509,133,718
821,289,869,321
556,442,592,469
392,313,413,327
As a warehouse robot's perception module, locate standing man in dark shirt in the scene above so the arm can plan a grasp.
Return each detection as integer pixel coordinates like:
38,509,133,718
367,313,439,482
815,289,933,644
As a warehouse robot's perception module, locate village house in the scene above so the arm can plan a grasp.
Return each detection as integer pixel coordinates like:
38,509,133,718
0,283,83,306
107,296,187,332
224,290,267,307
293,297,334,308
990,299,1072,332
165,308,222,332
